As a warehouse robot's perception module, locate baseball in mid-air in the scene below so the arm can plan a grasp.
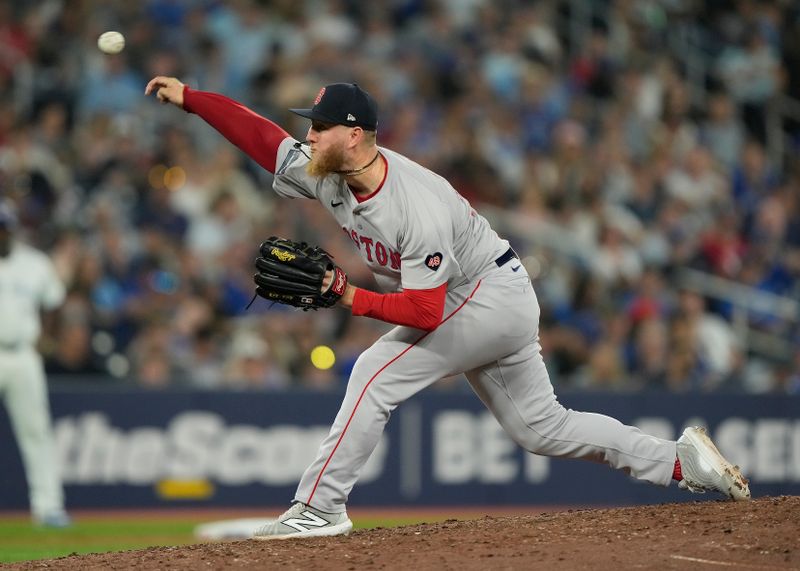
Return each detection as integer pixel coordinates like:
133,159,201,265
97,31,125,54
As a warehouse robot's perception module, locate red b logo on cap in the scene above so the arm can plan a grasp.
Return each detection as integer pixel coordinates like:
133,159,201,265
314,87,326,105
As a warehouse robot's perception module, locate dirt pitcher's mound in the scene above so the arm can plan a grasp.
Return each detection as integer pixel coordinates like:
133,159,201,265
7,496,799,571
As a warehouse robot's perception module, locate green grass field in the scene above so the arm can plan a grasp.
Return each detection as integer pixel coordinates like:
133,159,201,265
0,517,196,564
0,513,443,564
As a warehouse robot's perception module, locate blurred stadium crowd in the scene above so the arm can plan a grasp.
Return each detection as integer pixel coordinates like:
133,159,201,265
1,0,799,393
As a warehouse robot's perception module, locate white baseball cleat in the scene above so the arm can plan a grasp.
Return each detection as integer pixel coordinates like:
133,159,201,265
676,426,751,501
252,502,353,540
33,510,72,528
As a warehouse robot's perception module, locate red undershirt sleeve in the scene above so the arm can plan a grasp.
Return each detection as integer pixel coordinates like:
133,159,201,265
351,283,447,331
182,85,290,174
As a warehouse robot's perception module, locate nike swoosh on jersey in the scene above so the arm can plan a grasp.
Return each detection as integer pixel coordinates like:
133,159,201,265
511,265,521,272
330,200,343,207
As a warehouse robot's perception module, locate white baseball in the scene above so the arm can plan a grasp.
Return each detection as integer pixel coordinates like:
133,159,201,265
97,31,125,54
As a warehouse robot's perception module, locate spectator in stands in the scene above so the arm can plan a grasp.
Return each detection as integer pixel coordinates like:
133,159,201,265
716,29,781,143
223,331,289,390
731,140,780,218
574,340,627,391
590,221,643,287
45,318,104,377
700,92,746,170
675,290,742,391
179,325,225,389
629,317,669,388
783,346,800,395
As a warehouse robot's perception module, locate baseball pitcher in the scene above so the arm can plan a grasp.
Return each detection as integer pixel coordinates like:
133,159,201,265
145,77,750,539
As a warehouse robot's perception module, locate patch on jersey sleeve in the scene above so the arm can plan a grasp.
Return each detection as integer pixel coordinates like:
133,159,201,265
425,252,444,271
276,146,304,175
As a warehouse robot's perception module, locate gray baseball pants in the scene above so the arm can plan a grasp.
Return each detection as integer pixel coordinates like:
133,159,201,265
294,263,676,512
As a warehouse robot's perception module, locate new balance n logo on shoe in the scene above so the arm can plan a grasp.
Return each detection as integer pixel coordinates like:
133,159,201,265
252,502,353,539
282,510,330,532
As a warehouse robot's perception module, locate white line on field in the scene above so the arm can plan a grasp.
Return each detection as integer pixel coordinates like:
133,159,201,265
670,555,797,570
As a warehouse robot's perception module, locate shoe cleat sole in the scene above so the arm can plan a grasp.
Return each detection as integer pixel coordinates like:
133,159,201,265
252,520,353,541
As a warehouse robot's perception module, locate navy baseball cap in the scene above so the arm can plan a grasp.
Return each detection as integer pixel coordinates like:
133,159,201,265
290,83,378,131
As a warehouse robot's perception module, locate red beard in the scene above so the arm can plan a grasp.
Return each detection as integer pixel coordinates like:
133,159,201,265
306,143,346,178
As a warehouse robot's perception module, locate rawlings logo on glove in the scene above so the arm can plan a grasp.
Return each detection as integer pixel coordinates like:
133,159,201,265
253,236,347,310
271,247,297,262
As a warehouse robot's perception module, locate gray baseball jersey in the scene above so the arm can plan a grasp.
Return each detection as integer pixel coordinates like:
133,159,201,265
274,139,509,293
273,137,677,513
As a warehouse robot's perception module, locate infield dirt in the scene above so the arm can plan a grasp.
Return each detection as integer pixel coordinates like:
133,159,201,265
4,495,798,570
